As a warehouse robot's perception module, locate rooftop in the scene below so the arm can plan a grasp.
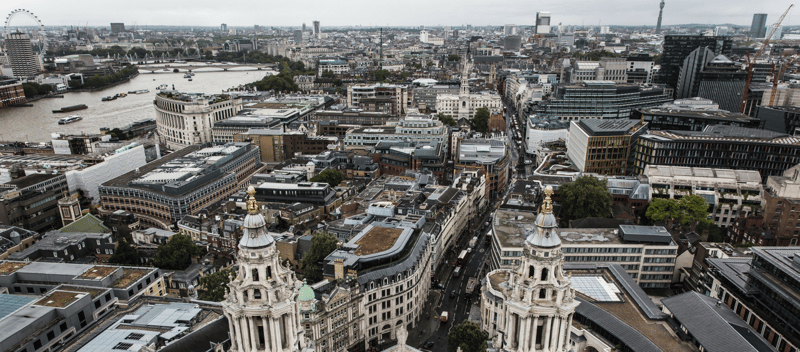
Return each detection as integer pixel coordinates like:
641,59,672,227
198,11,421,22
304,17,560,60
662,291,773,352
6,173,60,190
77,266,117,280
354,226,403,256
0,261,28,275
577,119,644,136
112,268,152,288
646,125,800,145
34,290,82,308
644,165,763,184
0,295,35,320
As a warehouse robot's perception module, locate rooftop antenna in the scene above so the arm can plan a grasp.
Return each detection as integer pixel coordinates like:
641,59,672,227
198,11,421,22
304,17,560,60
379,27,383,70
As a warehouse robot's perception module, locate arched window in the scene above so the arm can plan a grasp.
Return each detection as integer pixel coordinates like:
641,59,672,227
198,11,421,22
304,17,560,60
267,266,272,279
252,268,259,281
539,289,547,299
540,268,549,281
254,289,262,299
529,266,535,279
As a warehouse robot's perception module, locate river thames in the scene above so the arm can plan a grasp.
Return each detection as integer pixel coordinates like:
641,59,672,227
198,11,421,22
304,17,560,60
0,69,270,142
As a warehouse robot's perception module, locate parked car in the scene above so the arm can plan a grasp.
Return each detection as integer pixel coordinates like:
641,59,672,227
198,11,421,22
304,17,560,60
450,290,456,298
423,341,435,349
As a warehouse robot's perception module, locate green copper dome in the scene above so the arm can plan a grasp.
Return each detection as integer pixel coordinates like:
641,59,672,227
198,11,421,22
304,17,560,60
298,280,315,301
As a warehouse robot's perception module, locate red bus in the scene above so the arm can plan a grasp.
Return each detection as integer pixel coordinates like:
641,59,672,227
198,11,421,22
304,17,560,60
457,250,468,266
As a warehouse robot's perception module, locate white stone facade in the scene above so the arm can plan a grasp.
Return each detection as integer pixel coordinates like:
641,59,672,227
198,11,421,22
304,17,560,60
155,93,243,150
482,187,579,352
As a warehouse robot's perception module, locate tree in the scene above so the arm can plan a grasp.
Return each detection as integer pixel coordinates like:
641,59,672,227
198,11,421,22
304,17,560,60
21,83,39,98
472,107,491,133
153,234,202,270
310,169,345,188
300,232,340,282
369,69,391,82
38,84,52,95
108,239,138,265
697,220,724,242
646,194,709,226
321,69,335,78
448,54,461,61
558,175,613,223
198,268,234,301
447,321,488,352
436,113,457,126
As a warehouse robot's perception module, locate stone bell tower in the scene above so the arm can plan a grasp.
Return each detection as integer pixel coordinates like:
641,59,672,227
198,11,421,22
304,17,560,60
223,186,311,352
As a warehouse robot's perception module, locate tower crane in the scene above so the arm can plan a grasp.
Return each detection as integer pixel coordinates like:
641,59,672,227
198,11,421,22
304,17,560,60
770,55,798,106
740,4,793,113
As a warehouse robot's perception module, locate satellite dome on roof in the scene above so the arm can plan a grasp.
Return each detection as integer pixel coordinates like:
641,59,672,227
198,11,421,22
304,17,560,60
298,279,315,301
239,186,275,249
526,185,561,248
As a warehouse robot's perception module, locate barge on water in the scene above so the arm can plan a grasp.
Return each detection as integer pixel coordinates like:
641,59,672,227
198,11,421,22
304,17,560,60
52,104,88,113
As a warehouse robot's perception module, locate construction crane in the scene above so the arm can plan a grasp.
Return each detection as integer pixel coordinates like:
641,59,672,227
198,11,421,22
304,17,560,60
770,55,798,106
740,4,793,113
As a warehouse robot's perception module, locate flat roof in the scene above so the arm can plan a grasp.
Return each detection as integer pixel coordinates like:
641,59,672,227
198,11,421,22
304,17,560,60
77,266,118,280
354,226,403,256
647,125,800,144
640,107,759,123
34,290,83,308
577,119,642,136
644,165,762,183
0,261,28,275
112,268,152,288
6,173,60,189
0,295,36,320
618,225,672,244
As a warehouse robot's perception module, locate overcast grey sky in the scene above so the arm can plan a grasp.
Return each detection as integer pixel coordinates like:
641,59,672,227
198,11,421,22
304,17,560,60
10,0,800,28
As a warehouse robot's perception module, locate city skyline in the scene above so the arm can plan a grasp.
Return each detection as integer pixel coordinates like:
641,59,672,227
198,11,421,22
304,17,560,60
7,0,800,28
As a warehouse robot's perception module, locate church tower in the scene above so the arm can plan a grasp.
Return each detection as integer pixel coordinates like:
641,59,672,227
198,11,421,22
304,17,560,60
458,58,472,120
223,186,311,352
57,193,82,227
482,186,579,352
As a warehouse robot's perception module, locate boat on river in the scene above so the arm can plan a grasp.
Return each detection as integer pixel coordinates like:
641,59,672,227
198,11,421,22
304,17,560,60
52,104,88,113
102,96,117,102
58,115,82,124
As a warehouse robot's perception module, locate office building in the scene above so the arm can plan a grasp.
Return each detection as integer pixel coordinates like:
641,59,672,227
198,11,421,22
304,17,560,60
636,98,761,132
535,12,551,34
696,55,747,113
315,109,394,127
220,23,228,32
321,218,433,347
482,187,579,352
252,181,339,213
626,54,656,84
454,139,509,199
0,173,69,233
503,35,522,51
760,163,800,245
317,59,349,76
565,58,628,84
633,126,800,180
412,84,459,110
534,81,671,121
567,119,647,175
99,143,261,229
347,84,408,116
373,140,446,183
706,247,800,351
644,165,763,228
435,60,502,120
751,13,768,38
110,23,125,33
504,24,517,36
211,108,301,143
0,80,26,107
5,32,39,78
293,29,303,43
234,128,337,162
343,115,449,150
756,105,800,135
659,35,732,90
676,47,716,100
313,20,320,36
155,91,244,150
490,209,681,287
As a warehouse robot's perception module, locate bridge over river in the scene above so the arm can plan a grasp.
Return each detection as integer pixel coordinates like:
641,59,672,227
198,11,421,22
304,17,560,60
136,62,279,73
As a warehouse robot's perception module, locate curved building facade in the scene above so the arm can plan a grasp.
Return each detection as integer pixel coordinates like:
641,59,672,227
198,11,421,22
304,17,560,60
155,92,243,150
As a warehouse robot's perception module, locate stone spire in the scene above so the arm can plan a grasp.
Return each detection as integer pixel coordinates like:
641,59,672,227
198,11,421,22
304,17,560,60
527,185,560,248
239,186,274,249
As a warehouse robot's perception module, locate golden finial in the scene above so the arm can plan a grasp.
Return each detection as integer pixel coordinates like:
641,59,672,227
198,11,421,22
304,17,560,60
246,186,258,215
541,185,554,214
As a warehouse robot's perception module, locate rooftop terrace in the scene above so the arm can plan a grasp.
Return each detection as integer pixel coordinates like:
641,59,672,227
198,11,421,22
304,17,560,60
354,227,403,256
